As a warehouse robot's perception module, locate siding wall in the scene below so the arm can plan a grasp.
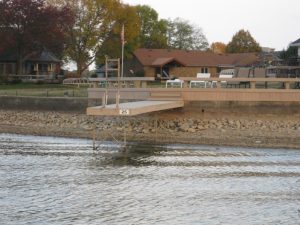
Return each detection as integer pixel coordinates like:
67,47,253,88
144,66,155,77
143,66,218,78
169,67,218,77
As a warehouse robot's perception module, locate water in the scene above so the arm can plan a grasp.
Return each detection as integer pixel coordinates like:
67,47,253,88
0,134,300,225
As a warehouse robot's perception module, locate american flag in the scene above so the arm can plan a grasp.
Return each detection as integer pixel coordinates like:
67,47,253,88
121,24,125,45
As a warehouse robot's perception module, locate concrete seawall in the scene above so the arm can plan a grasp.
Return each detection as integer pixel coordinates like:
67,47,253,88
0,96,299,148
0,96,101,113
1,96,300,115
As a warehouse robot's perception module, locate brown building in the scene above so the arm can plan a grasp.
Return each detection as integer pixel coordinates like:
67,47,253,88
130,48,260,78
0,50,61,77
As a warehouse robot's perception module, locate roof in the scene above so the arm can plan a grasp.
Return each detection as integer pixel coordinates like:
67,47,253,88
0,50,60,63
24,50,60,63
134,48,259,67
151,57,186,67
290,38,300,47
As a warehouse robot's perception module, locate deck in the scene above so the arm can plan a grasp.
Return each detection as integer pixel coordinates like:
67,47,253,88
86,77,300,117
87,100,184,116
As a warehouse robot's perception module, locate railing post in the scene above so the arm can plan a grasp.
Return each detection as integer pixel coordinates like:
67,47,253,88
141,81,147,88
285,81,290,89
250,81,256,89
102,93,106,107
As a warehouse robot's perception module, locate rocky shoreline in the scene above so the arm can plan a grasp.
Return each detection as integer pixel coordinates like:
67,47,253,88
0,109,300,149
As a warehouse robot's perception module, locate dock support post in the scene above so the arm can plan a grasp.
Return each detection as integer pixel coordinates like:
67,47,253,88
92,127,96,150
124,127,127,147
154,116,158,143
116,93,120,109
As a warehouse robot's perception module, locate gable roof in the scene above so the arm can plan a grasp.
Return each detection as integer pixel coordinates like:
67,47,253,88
24,50,60,63
134,48,259,67
290,38,300,47
0,50,60,63
151,57,186,67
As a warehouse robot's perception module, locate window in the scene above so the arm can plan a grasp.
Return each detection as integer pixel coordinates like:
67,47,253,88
39,64,48,72
201,67,209,73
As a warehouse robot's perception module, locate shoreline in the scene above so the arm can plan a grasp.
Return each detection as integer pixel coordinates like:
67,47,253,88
0,109,299,149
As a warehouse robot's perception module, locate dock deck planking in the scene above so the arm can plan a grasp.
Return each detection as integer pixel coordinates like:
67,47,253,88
87,100,184,116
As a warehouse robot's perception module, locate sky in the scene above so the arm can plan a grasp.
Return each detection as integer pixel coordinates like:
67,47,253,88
123,0,300,51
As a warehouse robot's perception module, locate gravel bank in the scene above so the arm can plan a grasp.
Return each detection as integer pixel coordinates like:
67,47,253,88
0,109,299,149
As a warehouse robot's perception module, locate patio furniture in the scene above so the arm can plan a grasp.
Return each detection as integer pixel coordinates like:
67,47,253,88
212,69,235,88
166,79,184,88
190,73,211,88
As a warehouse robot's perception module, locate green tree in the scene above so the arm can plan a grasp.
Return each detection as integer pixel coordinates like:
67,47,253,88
96,4,140,65
49,0,120,76
167,18,209,51
226,29,261,53
280,46,298,65
135,5,168,49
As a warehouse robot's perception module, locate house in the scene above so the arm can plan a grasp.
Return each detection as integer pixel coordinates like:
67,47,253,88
0,50,61,79
258,50,282,67
130,48,260,78
290,38,300,58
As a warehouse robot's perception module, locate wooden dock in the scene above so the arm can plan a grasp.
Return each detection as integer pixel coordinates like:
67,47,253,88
87,100,184,116
86,76,300,117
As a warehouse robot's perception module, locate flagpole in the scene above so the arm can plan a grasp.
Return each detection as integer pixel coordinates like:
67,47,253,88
121,24,124,78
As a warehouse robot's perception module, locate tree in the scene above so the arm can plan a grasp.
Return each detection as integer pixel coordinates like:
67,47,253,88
167,18,209,51
50,0,121,76
96,4,140,65
135,5,168,49
210,42,226,54
280,46,298,65
0,0,72,74
226,29,261,53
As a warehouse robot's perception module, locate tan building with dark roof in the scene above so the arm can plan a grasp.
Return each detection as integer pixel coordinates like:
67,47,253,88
131,48,260,78
0,50,61,76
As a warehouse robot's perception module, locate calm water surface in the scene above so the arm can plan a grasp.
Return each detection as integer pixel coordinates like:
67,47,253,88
0,134,300,225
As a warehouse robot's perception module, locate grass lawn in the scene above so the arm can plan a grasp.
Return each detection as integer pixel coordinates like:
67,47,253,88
0,83,88,97
0,83,74,90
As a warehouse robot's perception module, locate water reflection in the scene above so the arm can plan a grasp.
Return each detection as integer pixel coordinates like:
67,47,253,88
91,143,165,167
0,134,300,225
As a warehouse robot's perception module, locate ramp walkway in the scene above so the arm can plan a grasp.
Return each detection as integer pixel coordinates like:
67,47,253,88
87,100,184,116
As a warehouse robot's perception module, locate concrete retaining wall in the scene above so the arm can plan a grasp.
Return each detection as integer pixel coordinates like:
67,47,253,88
0,96,299,115
184,101,300,115
0,96,101,113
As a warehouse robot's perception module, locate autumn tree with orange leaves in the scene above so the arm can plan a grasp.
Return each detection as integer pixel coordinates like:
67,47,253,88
210,42,227,54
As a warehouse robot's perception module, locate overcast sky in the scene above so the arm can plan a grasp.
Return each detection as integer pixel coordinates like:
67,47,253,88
123,0,299,51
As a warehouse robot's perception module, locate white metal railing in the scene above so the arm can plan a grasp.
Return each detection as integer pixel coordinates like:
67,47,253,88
8,74,54,80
